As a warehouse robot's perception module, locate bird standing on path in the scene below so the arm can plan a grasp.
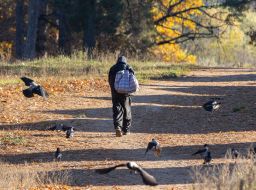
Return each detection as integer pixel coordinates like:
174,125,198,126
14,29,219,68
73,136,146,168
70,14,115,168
66,127,74,138
231,148,239,159
203,98,221,112
145,139,161,157
203,151,212,165
55,148,62,161
20,77,49,98
95,162,158,186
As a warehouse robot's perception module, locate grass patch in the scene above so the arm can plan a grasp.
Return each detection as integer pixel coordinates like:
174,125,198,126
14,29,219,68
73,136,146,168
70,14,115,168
192,151,256,190
0,163,70,190
0,132,26,146
0,55,194,85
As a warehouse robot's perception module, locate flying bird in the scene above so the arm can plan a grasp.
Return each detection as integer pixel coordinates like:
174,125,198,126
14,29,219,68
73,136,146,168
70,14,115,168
20,76,49,98
203,151,212,164
192,144,209,158
203,98,221,112
66,127,74,138
145,139,161,157
55,148,62,161
231,148,239,159
95,162,158,186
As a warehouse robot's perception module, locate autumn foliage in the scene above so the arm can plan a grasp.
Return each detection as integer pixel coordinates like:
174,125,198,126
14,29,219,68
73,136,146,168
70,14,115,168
151,0,204,63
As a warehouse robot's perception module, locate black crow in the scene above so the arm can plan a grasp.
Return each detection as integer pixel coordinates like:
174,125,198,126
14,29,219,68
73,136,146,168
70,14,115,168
203,151,212,164
192,144,209,158
203,98,221,112
20,77,49,98
145,139,161,157
55,148,62,161
95,162,158,186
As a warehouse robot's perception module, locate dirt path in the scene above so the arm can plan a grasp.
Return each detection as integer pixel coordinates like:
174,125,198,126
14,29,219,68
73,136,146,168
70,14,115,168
0,68,256,189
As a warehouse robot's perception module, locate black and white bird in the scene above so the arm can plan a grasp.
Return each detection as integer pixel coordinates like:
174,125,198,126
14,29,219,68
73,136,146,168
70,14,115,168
55,148,62,161
231,148,239,159
49,124,75,132
192,144,209,158
20,77,49,98
95,162,158,186
145,139,161,157
203,151,212,164
203,98,221,112
66,126,74,138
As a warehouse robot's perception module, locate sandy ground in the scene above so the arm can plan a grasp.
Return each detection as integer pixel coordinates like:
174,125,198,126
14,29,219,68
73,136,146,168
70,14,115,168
0,68,256,189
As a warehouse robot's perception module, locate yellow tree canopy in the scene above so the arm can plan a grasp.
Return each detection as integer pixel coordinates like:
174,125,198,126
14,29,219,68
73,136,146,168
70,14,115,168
151,0,218,63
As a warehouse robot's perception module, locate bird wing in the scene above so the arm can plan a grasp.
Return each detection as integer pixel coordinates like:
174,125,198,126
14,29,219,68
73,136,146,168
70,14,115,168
20,77,34,86
136,167,158,186
22,88,34,98
203,101,213,111
33,86,49,98
95,164,127,174
145,142,155,155
192,149,206,155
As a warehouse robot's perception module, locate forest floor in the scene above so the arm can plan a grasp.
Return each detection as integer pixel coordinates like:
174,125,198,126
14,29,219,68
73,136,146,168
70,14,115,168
0,68,256,190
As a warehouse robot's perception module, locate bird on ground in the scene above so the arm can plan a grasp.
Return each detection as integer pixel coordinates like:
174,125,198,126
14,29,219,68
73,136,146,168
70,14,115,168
95,162,158,186
20,76,49,98
48,124,75,132
203,98,221,112
55,148,62,161
192,144,209,158
203,151,212,165
231,148,239,159
145,139,161,157
66,127,74,138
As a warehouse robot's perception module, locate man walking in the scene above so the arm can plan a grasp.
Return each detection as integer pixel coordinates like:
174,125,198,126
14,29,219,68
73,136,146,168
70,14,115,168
108,56,134,137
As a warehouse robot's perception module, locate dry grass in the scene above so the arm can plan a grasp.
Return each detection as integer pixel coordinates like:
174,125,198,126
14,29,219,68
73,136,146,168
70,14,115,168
0,162,70,190
192,152,256,190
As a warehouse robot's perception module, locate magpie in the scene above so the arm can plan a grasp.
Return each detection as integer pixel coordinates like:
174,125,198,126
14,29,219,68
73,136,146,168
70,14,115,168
20,77,49,98
145,139,161,157
203,98,221,112
48,124,75,132
55,148,62,161
95,162,158,186
203,151,212,164
66,127,74,138
231,148,239,159
192,144,209,158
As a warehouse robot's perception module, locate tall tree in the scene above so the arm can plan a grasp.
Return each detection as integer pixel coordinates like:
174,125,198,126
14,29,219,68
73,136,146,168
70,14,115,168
36,0,48,57
83,0,96,59
23,0,40,59
15,0,25,59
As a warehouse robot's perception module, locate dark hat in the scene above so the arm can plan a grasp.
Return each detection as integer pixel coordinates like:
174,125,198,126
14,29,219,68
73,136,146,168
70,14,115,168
117,56,127,64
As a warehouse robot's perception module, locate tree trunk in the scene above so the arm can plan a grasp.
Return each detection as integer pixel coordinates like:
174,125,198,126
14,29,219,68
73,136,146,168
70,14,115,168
23,0,40,59
36,0,48,57
15,0,24,59
83,0,96,59
57,9,71,55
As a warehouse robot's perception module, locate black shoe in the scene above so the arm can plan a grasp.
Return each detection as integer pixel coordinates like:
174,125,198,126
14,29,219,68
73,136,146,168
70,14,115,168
115,128,122,137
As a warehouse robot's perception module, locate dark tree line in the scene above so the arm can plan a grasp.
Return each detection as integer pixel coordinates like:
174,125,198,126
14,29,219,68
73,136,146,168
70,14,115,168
1,0,253,60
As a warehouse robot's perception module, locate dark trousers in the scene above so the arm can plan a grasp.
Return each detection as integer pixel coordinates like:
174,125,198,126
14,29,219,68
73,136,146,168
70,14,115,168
112,94,132,132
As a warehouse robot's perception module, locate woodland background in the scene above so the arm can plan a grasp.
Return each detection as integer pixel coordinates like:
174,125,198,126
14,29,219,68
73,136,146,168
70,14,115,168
0,0,256,67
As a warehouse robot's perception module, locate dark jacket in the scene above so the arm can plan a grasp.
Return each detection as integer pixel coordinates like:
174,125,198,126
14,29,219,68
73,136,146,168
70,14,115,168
108,56,134,95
